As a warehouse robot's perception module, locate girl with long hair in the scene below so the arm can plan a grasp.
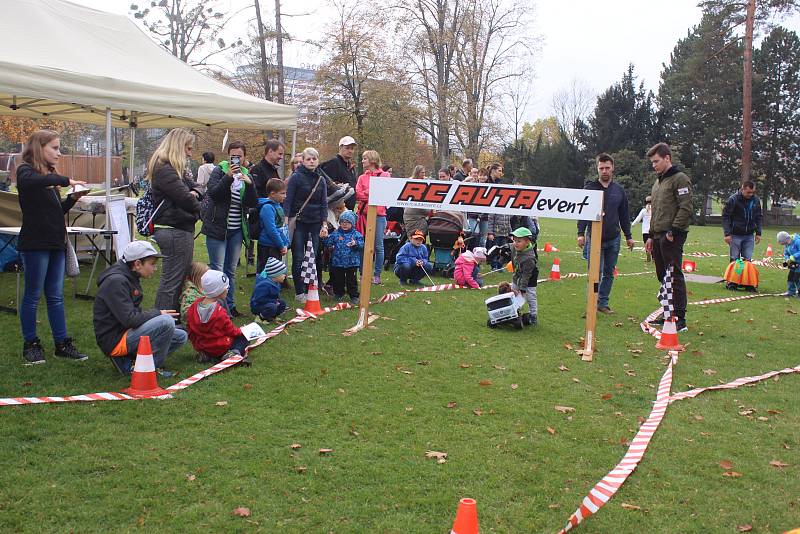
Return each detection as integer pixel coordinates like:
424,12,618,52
355,150,390,284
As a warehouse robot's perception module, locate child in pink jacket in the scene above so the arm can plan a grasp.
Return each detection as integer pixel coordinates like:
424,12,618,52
454,248,486,288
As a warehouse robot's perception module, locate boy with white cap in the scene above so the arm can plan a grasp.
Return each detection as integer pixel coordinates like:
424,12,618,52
777,231,800,297
186,270,250,363
93,240,188,376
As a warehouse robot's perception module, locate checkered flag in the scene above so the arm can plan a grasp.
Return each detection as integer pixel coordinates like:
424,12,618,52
300,237,318,287
657,265,675,320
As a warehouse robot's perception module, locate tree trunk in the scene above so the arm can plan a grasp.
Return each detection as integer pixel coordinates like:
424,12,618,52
741,0,755,183
253,0,272,101
275,0,285,104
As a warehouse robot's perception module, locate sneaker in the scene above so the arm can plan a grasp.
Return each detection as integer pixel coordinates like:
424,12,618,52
22,339,46,365
408,280,423,286
676,319,688,333
372,275,382,285
522,313,537,326
54,337,89,361
109,356,132,375
294,293,307,303
597,306,614,315
398,279,408,286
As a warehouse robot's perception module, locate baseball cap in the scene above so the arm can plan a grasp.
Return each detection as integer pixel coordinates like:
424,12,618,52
511,227,533,238
201,270,229,298
410,230,425,240
338,136,357,146
121,240,163,262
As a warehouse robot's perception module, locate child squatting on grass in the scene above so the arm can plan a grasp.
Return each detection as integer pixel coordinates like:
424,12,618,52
453,247,487,288
93,241,188,376
777,231,800,297
510,226,539,326
250,257,289,322
187,270,250,364
323,210,364,304
394,229,434,285
179,262,208,323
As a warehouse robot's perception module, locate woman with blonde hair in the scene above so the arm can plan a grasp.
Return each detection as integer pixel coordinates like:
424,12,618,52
17,129,91,364
410,165,426,180
355,150,390,284
148,128,202,313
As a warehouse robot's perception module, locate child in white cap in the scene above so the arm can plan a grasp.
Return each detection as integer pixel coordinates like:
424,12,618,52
777,231,800,297
186,270,250,363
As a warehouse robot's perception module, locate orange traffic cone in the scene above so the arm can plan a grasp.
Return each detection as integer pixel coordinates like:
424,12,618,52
613,266,619,278
655,319,685,352
549,258,561,281
543,242,553,253
551,245,559,252
122,336,170,398
304,282,324,315
681,260,696,273
505,261,514,273
766,244,774,258
451,498,479,534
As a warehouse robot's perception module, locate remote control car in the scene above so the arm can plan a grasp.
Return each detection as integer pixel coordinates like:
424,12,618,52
485,291,528,329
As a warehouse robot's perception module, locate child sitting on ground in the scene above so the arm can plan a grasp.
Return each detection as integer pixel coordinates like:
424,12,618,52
180,262,208,323
250,257,289,322
93,241,187,376
187,270,249,363
453,247,487,288
323,210,364,303
510,226,538,326
256,178,289,274
777,231,800,297
394,229,434,285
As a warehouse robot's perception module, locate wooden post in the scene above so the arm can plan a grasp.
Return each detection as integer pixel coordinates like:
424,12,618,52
582,219,603,362
353,205,378,330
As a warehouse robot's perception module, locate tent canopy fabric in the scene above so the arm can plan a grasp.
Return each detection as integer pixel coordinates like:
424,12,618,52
0,0,297,130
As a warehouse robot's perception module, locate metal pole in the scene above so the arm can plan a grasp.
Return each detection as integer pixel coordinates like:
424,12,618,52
104,108,112,224
128,127,135,187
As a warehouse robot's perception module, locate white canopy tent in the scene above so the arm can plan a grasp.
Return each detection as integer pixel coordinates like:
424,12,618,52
0,0,297,231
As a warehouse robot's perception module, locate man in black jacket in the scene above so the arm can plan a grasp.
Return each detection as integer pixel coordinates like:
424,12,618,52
247,139,285,265
319,136,357,209
453,158,472,181
721,180,762,263
577,153,634,314
93,241,187,376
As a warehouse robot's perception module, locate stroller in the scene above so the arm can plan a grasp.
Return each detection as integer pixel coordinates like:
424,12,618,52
428,211,471,275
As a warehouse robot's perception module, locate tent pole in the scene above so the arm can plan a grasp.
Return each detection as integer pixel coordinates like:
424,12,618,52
128,127,135,187
291,129,297,175
105,108,112,226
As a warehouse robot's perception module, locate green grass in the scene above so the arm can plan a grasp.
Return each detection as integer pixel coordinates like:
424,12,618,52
0,220,798,533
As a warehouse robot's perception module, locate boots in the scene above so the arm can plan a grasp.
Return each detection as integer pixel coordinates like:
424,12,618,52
22,338,46,365
54,337,89,361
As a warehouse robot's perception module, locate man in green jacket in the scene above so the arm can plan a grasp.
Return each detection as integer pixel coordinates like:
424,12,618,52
645,142,693,332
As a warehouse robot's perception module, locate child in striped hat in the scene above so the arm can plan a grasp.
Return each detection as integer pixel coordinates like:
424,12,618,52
250,257,289,322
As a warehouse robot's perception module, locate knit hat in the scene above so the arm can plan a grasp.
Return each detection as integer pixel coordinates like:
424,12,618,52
777,231,791,244
201,270,229,298
339,210,357,226
472,247,487,262
410,229,425,240
327,183,355,206
264,257,288,278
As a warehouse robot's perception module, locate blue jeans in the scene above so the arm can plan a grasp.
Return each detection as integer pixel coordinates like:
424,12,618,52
206,228,243,311
584,234,621,309
291,220,321,295
20,250,67,343
729,234,755,262
468,218,488,248
372,216,386,277
123,314,187,369
394,262,433,283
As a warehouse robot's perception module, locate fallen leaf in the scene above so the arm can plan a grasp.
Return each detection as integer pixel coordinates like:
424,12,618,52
572,377,581,383
21,381,33,387
232,507,251,517
337,388,346,394
563,342,574,351
702,369,716,375
290,443,302,450
186,474,196,481
425,450,448,463
719,459,734,470
371,351,382,355
769,460,789,468
628,349,643,354
546,426,556,435
691,350,704,356
737,525,753,532
511,383,519,390
767,409,782,415
625,369,637,376
601,393,613,401
405,406,413,411
215,401,228,407
242,383,253,390
693,415,704,421
548,503,560,509
746,352,755,359
424,299,432,305
295,466,307,474
558,364,570,371
757,416,769,422
493,365,507,370
479,380,493,387
738,409,755,416
730,308,740,313
620,503,641,511
417,360,430,366
459,363,472,369
614,383,624,389
318,448,333,454
787,309,798,315
473,409,483,416
722,471,743,477
555,405,575,413
613,322,623,327
447,401,457,408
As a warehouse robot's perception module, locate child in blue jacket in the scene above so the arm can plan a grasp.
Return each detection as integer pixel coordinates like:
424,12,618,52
777,231,800,297
394,229,433,285
323,210,364,303
257,178,289,274
250,257,288,322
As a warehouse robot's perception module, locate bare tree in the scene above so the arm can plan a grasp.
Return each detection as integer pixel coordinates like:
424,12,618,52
501,72,534,143
551,78,595,146
130,0,242,66
253,1,273,101
275,0,286,104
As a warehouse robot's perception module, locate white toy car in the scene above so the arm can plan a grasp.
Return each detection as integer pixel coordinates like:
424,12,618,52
485,292,528,329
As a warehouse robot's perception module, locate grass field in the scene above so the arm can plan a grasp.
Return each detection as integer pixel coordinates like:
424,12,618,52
0,219,798,533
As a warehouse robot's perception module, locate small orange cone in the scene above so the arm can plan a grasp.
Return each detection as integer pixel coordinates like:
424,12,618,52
122,336,170,398
614,266,619,278
551,245,559,252
655,319,685,351
450,498,479,534
304,282,324,315
505,261,514,273
766,244,774,258
543,242,553,253
682,260,696,272
549,257,561,281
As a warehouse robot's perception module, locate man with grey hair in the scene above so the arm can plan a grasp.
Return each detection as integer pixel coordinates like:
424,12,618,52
453,158,473,181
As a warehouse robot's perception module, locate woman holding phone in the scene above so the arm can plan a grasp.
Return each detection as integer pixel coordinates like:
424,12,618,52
16,129,91,364
201,140,257,316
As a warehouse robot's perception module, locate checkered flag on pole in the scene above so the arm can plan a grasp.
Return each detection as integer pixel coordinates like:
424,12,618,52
300,237,318,287
657,265,676,321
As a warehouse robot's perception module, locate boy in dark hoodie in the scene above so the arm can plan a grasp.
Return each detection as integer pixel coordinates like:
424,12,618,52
510,227,538,326
323,210,364,303
93,241,188,376
256,178,289,274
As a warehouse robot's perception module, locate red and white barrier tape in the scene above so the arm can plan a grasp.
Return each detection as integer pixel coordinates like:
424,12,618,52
668,364,800,403
685,251,718,258
0,391,141,406
752,259,787,270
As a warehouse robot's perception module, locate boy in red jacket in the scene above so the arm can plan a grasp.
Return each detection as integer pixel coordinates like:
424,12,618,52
187,270,249,363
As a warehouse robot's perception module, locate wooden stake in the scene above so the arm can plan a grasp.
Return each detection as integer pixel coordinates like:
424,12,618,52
582,219,603,361
353,205,378,331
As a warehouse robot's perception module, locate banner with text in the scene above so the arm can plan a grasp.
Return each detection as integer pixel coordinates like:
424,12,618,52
368,178,603,221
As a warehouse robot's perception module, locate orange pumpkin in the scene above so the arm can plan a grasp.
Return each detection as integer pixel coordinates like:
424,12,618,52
723,259,759,288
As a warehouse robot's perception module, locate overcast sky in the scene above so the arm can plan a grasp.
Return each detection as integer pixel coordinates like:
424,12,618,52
72,0,800,126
